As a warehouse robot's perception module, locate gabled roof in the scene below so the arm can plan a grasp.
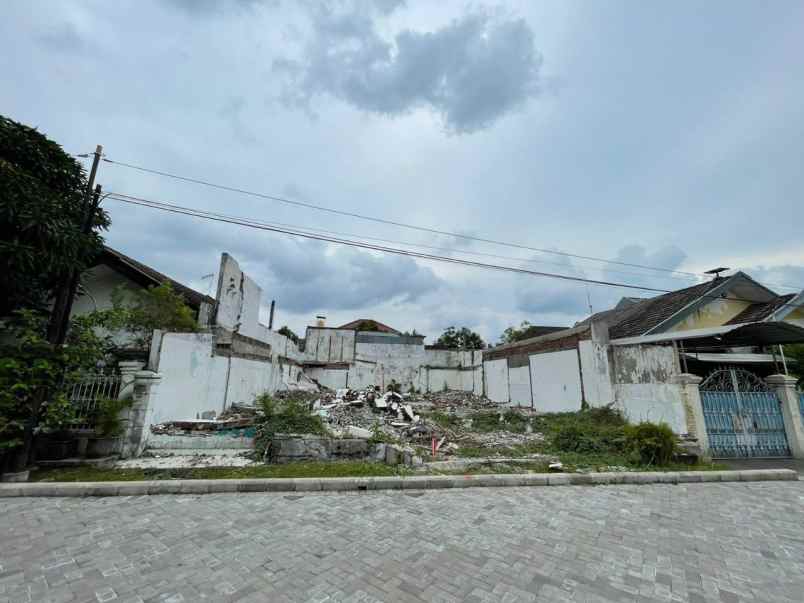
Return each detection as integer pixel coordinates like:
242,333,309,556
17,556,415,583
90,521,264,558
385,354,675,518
725,294,796,325
97,246,216,310
608,279,725,339
337,318,401,334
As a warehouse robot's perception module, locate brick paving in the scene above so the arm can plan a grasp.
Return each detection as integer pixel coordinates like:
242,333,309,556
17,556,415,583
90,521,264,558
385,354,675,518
1,482,803,602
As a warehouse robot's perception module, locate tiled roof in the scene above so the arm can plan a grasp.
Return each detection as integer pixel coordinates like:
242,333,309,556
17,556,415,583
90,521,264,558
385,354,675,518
607,279,726,339
337,319,401,334
725,294,796,325
98,247,216,310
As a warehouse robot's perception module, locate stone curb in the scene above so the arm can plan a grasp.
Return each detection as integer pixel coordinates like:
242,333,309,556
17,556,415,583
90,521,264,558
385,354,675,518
0,469,796,497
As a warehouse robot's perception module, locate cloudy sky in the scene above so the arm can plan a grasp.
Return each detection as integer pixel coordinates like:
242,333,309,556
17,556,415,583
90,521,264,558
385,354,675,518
3,0,803,343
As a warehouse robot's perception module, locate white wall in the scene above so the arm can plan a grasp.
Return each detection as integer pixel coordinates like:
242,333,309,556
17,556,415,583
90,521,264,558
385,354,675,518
484,359,509,403
529,350,582,413
614,383,686,433
147,333,229,427
305,328,356,363
578,340,614,407
611,343,685,433
507,364,532,407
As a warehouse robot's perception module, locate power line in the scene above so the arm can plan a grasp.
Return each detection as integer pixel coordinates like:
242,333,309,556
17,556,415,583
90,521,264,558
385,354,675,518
103,157,711,279
105,191,804,313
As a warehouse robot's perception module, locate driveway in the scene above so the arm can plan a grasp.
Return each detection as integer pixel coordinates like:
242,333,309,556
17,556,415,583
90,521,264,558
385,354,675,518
2,482,803,602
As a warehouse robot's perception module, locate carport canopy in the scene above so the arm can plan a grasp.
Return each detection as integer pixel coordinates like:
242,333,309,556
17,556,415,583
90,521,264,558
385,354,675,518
610,321,804,348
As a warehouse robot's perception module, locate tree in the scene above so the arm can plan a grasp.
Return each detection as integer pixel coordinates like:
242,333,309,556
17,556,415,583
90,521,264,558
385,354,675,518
277,325,300,344
105,283,199,348
0,115,110,317
435,326,485,350
499,321,562,344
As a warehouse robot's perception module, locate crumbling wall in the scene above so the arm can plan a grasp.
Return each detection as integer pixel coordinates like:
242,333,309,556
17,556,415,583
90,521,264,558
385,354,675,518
578,340,614,407
529,349,582,412
304,328,356,363
214,253,261,340
611,343,685,433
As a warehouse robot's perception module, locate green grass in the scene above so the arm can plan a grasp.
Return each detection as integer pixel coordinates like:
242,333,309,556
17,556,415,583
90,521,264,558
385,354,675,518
30,461,412,482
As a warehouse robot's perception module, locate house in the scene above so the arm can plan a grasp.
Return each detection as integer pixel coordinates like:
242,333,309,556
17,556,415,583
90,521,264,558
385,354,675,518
481,271,804,458
72,246,216,329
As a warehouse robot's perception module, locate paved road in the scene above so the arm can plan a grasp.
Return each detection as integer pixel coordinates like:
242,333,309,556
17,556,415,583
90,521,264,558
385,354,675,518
2,482,803,603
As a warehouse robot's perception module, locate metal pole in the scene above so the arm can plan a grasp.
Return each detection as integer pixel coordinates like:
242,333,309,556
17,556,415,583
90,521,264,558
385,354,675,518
780,345,788,375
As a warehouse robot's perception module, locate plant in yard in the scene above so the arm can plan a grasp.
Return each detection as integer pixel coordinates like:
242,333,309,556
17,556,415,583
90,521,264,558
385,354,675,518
92,397,133,437
253,394,328,453
0,310,109,470
624,422,677,466
0,115,109,317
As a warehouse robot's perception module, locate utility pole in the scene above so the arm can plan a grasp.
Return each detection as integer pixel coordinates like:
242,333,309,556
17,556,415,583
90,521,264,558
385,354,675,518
47,145,103,344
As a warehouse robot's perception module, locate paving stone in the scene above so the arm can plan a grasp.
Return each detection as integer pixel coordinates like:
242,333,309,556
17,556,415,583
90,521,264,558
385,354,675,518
2,483,803,601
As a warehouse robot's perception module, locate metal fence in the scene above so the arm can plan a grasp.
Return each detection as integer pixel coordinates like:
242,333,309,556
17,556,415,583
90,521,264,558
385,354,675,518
67,373,122,431
799,391,804,422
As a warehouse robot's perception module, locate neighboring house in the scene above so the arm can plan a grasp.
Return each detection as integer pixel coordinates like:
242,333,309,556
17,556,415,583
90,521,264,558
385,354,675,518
72,246,216,328
482,271,804,458
336,318,402,335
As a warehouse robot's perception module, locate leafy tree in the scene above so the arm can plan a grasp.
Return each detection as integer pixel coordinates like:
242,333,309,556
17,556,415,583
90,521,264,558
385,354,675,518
0,310,109,470
434,326,485,350
102,283,199,349
499,321,563,344
0,115,110,317
402,329,423,337
277,325,299,344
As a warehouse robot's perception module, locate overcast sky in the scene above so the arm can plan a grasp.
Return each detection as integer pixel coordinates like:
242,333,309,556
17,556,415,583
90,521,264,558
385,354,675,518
3,0,803,343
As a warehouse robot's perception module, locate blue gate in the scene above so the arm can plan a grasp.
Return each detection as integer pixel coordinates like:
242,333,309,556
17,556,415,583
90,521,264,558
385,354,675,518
700,368,789,458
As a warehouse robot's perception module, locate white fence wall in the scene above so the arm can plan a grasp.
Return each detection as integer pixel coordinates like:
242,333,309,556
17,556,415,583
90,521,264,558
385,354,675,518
507,363,532,407
529,350,582,413
484,359,509,403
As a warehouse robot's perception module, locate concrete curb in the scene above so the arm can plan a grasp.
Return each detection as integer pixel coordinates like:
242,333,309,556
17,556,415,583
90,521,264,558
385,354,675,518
0,469,797,497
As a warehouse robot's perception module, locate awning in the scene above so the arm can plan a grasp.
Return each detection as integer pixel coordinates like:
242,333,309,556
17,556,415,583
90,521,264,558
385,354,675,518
682,353,775,364
611,321,804,347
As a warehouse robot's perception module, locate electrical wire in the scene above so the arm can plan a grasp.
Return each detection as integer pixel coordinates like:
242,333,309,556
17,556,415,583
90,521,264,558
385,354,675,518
105,191,804,313
103,157,716,280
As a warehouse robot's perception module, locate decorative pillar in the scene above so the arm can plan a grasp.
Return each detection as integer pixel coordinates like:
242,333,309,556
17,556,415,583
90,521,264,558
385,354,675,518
766,374,804,459
673,373,709,457
119,370,161,458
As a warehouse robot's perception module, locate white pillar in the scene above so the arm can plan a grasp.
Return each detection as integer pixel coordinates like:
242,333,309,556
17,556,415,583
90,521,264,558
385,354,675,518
766,374,804,459
119,370,162,458
673,373,709,456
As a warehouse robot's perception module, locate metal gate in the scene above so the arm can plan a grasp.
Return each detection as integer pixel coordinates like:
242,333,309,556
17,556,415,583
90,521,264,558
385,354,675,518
700,367,789,458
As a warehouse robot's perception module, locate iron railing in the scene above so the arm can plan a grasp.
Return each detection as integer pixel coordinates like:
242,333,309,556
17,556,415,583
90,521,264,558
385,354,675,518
67,373,122,431
701,391,789,458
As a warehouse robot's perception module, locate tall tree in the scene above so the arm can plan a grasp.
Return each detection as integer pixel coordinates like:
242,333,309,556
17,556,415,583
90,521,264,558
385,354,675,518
0,115,110,317
435,326,485,350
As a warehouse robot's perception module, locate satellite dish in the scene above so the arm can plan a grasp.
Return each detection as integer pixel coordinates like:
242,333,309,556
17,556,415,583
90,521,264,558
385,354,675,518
704,267,730,278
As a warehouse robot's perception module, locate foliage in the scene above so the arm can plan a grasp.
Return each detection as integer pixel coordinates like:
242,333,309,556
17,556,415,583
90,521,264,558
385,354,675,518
624,422,677,466
386,379,401,393
102,283,198,348
368,421,398,445
499,321,562,345
277,325,300,344
92,397,132,437
402,329,422,337
0,115,110,316
784,344,804,387
435,326,485,350
30,461,411,482
469,410,531,433
253,394,328,451
0,310,109,451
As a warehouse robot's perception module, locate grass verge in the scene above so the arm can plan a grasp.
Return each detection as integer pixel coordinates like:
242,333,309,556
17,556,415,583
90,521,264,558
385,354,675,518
30,461,412,482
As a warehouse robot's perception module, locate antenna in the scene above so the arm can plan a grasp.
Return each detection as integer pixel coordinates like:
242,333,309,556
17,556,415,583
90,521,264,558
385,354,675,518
704,267,730,279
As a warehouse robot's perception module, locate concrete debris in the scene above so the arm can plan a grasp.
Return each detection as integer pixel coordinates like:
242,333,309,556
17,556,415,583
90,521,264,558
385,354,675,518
548,461,564,472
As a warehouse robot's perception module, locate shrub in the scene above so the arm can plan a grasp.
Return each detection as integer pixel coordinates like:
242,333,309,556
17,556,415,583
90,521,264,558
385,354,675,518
625,422,677,466
253,394,327,452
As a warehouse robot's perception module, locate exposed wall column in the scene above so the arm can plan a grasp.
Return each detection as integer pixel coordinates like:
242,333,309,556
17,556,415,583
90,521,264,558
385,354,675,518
766,374,804,459
120,370,162,458
673,373,709,455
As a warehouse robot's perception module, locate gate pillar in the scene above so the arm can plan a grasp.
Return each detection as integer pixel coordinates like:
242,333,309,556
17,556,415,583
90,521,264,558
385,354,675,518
766,374,804,459
674,373,710,457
